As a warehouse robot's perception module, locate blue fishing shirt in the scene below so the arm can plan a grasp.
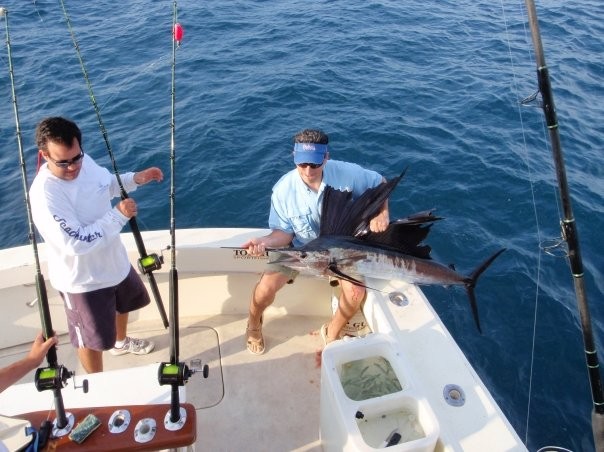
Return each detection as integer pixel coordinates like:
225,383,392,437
268,159,383,247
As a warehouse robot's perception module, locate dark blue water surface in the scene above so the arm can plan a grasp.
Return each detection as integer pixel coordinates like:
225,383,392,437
1,1,602,450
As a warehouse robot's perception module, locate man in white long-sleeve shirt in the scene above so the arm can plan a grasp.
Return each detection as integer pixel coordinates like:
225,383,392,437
30,116,163,373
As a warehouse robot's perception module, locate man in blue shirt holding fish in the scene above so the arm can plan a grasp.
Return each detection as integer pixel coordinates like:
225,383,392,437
242,129,389,356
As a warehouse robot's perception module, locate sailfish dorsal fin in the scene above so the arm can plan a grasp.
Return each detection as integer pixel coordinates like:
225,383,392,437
320,168,407,236
319,168,442,259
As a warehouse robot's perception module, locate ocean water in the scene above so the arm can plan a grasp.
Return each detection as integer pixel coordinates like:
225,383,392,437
1,1,603,450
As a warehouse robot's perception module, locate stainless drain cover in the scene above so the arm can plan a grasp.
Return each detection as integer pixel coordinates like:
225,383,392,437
108,409,131,434
134,417,156,443
388,291,409,307
443,384,466,407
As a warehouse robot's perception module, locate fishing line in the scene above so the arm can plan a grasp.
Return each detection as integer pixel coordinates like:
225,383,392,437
499,0,550,444
2,4,56,364
97,54,171,113
503,0,604,448
58,0,169,328
169,3,180,366
29,0,169,115
524,0,604,430
156,1,206,427
2,5,72,431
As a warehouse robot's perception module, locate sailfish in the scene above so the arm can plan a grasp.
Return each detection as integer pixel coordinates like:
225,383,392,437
270,169,505,333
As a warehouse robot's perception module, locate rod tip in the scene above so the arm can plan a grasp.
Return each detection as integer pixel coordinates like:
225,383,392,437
0,7,7,17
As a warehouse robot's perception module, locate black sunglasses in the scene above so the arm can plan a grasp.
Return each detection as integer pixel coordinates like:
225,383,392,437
297,162,323,169
47,150,85,168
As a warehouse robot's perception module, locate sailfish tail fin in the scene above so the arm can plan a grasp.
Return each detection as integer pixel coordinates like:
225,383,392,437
465,286,482,334
464,248,507,333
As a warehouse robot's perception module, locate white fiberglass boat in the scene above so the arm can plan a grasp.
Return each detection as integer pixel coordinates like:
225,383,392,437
0,228,527,451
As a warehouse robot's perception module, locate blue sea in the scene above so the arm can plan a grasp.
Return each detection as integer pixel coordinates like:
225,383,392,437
1,1,602,450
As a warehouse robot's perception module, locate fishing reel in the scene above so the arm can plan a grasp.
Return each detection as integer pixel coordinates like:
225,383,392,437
158,360,209,386
35,365,70,392
137,253,163,274
34,365,88,393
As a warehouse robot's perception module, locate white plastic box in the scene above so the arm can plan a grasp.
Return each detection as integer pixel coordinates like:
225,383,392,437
320,333,439,451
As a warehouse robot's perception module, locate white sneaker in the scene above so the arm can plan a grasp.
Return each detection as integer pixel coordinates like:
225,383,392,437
110,336,155,356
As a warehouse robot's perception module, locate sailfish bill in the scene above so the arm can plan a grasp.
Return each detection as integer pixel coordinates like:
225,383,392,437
269,170,506,333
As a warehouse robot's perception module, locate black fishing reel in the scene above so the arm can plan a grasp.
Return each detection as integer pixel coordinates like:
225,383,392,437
34,366,72,392
34,365,71,392
35,365,89,393
158,361,209,386
137,253,163,274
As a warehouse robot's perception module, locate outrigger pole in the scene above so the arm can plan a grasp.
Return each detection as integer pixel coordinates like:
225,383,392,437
157,1,208,427
58,0,169,329
3,6,75,433
523,2,604,450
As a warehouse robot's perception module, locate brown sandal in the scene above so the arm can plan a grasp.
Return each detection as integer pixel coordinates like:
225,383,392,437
246,316,265,355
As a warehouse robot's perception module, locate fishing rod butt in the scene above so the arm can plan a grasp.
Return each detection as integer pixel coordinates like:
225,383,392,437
157,361,197,427
145,271,169,329
592,409,604,452
157,360,209,425
33,365,84,433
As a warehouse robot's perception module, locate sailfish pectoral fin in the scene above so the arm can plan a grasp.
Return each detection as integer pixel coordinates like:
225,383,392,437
326,262,371,288
326,263,384,292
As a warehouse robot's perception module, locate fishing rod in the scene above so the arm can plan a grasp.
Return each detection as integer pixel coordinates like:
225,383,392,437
3,6,79,434
157,2,208,427
58,0,169,328
523,1,604,450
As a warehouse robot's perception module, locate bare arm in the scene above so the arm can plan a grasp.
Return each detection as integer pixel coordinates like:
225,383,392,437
0,333,58,393
134,167,164,185
115,167,164,218
369,178,390,233
241,229,294,256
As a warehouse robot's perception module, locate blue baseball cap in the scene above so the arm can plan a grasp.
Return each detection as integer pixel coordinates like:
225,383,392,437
293,143,328,165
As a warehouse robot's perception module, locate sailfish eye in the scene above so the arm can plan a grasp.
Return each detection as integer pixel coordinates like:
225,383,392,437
300,252,307,259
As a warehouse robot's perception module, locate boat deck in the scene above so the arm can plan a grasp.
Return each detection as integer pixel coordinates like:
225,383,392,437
0,288,329,451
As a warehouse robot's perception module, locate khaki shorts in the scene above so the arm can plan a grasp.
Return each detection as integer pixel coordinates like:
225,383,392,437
265,262,299,283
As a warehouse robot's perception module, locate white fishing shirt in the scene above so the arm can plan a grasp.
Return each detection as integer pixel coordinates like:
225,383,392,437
29,154,139,293
269,159,383,247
